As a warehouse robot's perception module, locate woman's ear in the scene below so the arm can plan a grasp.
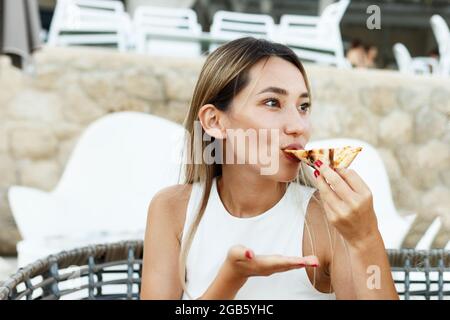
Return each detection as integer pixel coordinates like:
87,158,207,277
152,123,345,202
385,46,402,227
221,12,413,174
198,104,226,139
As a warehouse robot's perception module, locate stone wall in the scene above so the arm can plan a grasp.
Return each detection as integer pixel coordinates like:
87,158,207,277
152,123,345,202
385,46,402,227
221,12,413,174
0,46,448,255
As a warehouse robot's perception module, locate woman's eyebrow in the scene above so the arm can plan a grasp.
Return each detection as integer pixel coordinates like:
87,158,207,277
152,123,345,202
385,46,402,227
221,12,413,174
257,86,309,98
299,92,309,98
257,86,288,95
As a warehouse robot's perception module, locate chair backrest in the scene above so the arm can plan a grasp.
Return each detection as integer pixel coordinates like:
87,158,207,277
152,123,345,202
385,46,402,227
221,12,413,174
134,6,200,33
430,15,450,57
317,0,351,35
305,138,415,249
279,0,350,32
128,0,196,14
51,0,125,29
278,15,321,45
210,10,275,41
277,1,349,67
134,6,202,56
48,0,129,50
49,112,185,236
430,14,450,75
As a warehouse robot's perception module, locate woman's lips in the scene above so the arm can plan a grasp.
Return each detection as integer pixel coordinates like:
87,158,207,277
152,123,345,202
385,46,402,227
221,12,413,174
281,143,304,163
283,151,301,163
282,143,304,151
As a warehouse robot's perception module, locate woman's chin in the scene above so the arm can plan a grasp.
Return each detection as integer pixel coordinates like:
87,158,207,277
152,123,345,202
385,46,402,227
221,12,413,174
251,158,301,181
267,167,301,182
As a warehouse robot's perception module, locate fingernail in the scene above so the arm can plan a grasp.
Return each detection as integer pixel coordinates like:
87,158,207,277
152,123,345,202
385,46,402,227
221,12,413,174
245,250,253,260
314,170,320,178
314,160,323,168
310,263,319,268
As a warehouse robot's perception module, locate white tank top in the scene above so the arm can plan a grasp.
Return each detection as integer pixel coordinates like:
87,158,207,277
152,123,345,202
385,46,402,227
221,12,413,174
181,177,336,300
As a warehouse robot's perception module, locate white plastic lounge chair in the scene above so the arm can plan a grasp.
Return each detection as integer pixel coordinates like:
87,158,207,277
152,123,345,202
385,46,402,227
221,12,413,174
47,0,132,51
134,6,202,57
278,0,350,68
8,112,185,266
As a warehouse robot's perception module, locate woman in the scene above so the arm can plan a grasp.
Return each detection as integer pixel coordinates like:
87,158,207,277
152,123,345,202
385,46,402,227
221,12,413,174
140,37,398,300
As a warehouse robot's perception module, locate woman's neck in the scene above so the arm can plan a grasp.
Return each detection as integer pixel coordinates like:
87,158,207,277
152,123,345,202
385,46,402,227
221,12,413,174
217,165,287,218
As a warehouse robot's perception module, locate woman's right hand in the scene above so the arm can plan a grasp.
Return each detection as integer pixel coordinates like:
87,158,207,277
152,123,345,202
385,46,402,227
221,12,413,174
224,245,319,279
199,245,319,299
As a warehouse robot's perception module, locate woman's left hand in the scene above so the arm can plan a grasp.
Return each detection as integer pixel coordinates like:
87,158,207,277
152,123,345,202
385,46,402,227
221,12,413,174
313,160,379,247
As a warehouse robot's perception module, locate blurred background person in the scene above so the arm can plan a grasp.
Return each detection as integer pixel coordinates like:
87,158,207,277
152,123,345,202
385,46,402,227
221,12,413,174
346,39,366,68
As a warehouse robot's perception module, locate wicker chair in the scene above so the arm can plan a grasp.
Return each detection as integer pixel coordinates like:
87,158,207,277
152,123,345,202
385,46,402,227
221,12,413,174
0,241,142,300
1,241,449,300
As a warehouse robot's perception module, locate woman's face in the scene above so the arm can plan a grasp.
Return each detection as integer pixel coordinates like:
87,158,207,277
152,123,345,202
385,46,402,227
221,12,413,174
222,56,312,182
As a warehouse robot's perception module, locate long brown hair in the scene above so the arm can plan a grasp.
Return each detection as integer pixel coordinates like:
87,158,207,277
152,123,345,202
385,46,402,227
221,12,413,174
179,37,322,298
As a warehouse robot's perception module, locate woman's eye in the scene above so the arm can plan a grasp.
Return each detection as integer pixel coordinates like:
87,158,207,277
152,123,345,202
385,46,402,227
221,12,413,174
299,103,311,113
264,98,280,108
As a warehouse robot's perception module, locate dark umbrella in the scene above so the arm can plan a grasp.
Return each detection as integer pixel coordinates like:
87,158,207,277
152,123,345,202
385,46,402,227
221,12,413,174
0,0,42,69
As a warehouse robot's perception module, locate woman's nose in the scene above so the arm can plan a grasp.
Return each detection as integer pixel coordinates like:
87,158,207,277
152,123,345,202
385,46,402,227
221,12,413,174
284,106,307,137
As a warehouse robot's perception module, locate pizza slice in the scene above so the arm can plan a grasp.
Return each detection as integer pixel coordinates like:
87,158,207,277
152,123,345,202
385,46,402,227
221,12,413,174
284,146,362,169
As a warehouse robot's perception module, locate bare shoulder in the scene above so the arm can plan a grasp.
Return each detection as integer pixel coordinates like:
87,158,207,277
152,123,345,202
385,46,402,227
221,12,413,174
147,184,193,241
150,184,193,209
141,184,193,299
